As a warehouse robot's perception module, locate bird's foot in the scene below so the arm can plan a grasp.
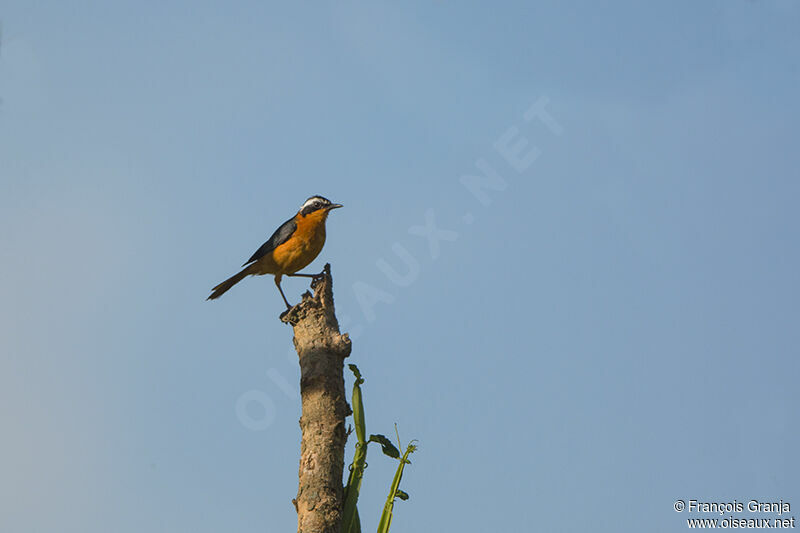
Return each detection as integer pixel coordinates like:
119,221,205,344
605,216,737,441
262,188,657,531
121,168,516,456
288,270,326,281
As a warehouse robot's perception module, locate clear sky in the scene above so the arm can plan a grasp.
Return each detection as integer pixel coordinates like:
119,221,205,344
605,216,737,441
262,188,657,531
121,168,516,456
1,2,798,532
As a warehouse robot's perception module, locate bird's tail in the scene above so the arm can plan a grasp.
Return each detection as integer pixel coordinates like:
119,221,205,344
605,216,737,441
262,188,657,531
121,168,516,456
207,266,252,300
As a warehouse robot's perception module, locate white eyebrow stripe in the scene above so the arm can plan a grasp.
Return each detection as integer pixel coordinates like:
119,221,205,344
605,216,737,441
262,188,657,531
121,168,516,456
300,197,326,210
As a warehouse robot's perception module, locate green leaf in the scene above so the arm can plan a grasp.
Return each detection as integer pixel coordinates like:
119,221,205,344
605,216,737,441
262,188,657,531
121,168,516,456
369,434,400,459
353,506,361,533
348,364,364,385
395,489,409,501
343,365,368,533
376,440,418,533
352,388,366,444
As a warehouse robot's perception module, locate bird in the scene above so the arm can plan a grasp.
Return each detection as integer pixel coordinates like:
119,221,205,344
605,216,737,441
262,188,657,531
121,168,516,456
207,195,343,307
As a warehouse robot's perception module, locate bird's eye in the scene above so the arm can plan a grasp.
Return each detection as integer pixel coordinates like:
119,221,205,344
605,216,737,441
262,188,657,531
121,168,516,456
314,201,323,209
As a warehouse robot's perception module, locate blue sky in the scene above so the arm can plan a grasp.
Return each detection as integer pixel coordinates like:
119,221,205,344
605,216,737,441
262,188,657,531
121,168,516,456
1,2,798,532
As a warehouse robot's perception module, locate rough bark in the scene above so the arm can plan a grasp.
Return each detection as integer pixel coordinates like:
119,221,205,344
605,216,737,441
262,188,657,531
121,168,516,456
281,264,352,533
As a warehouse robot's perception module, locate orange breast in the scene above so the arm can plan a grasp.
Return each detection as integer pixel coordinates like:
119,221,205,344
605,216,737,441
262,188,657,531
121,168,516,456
270,210,328,274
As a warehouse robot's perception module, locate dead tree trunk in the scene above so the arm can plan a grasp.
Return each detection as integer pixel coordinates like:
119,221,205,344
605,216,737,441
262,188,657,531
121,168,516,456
281,264,352,533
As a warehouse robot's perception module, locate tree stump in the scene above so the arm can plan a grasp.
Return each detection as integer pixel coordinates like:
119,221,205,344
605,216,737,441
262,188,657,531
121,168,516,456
281,264,352,533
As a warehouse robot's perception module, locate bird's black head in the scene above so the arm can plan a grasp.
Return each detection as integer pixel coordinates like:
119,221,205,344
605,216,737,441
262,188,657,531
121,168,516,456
298,195,343,216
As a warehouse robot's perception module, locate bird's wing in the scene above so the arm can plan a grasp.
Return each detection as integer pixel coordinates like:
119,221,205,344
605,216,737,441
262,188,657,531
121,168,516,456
242,217,297,266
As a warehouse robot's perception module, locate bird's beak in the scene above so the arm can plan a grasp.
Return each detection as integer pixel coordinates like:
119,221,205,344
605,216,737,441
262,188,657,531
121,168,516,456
328,203,343,210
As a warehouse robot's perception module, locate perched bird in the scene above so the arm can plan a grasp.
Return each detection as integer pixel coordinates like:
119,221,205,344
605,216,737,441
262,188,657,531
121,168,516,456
207,195,343,307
